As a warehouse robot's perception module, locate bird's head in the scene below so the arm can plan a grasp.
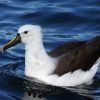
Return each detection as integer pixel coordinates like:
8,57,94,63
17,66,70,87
0,24,42,52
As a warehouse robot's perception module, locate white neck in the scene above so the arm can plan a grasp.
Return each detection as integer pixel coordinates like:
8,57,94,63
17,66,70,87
24,37,57,78
26,37,47,58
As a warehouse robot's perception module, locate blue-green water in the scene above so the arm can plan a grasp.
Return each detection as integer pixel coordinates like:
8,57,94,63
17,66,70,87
0,0,100,100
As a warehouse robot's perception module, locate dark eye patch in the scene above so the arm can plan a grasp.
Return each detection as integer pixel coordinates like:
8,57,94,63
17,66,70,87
24,31,28,34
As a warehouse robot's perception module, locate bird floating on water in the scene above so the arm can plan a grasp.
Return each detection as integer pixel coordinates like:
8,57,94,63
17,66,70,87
0,24,100,86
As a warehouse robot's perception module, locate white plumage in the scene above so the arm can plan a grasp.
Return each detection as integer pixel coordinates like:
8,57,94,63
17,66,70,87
17,25,100,86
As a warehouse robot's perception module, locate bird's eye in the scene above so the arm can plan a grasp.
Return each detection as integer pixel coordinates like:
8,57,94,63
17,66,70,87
24,31,28,34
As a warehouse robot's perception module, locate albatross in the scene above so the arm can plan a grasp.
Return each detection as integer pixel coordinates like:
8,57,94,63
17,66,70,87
0,24,100,86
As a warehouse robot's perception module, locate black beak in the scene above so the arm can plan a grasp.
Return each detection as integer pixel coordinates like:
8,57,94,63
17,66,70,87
2,33,21,51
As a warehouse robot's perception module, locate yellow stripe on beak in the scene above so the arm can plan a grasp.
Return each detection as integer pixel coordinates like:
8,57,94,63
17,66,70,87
3,33,21,51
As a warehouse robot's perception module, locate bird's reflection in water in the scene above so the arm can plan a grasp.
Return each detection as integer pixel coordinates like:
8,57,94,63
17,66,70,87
22,91,93,100
23,92,46,100
0,62,97,100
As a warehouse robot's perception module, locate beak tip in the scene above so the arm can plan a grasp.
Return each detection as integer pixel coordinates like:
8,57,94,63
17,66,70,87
0,47,4,53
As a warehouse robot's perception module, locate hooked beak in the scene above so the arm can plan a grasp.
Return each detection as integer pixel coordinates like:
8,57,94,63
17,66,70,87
1,33,21,52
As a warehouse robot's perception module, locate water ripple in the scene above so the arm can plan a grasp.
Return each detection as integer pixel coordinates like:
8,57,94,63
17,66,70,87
0,0,100,100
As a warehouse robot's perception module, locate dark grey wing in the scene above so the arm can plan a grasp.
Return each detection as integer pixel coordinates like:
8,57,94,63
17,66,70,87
52,36,100,76
48,41,86,57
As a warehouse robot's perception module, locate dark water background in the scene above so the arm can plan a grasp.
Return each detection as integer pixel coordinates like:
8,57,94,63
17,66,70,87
0,0,100,100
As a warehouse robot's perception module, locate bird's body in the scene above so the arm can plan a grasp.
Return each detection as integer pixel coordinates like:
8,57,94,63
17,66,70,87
24,32,100,86
1,25,100,86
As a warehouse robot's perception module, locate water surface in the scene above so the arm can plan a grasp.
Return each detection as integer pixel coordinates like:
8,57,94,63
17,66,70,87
0,0,100,100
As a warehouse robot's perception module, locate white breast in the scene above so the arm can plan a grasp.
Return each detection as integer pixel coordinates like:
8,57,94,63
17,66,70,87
24,49,58,78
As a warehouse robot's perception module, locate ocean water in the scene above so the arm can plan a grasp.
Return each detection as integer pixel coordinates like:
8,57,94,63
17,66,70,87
0,0,100,100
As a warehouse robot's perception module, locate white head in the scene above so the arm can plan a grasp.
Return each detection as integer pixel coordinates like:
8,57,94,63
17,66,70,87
2,24,43,51
18,24,42,44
